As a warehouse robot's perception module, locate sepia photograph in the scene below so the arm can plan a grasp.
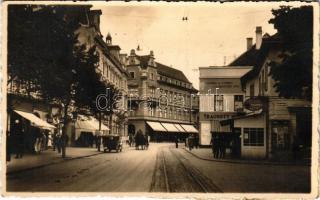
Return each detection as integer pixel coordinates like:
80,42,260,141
1,1,319,198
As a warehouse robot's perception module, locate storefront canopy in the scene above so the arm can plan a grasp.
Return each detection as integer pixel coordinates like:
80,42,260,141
146,121,167,132
180,124,198,133
174,124,186,132
161,123,180,132
76,116,109,131
14,110,56,130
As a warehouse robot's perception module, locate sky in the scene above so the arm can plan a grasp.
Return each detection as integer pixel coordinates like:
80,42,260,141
92,2,305,89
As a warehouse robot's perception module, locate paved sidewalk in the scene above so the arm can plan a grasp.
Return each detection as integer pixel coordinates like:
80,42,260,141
184,147,310,166
6,147,104,174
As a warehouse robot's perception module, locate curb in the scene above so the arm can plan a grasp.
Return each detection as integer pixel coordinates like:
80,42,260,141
183,148,311,166
7,151,104,175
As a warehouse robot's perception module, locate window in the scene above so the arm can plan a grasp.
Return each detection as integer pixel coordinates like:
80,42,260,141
214,95,224,111
150,88,155,97
250,84,254,97
234,95,243,112
243,128,264,146
129,72,135,79
150,73,154,80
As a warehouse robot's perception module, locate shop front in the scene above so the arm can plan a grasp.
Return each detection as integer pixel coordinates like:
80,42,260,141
146,121,198,142
71,115,110,147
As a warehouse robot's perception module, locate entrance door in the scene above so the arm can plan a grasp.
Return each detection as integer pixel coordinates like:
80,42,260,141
233,128,241,157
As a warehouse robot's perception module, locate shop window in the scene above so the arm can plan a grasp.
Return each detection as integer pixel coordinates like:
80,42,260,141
243,128,264,146
271,121,290,150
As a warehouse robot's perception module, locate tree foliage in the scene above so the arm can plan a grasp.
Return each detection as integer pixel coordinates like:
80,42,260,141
268,6,313,100
8,5,108,156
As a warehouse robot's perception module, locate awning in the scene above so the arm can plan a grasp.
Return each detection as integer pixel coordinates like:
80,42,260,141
146,121,167,132
89,118,110,131
14,110,56,130
180,124,198,133
76,116,109,131
161,123,180,132
174,124,186,132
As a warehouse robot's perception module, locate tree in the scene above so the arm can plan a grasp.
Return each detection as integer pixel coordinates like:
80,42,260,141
268,6,313,100
8,5,101,157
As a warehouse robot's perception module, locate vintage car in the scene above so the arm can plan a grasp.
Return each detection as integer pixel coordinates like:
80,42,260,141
103,135,123,153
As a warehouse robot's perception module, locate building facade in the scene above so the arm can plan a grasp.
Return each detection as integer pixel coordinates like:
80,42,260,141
228,28,312,160
198,66,252,147
67,9,129,145
124,50,199,141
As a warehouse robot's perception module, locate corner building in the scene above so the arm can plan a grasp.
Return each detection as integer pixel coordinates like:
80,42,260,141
124,50,199,141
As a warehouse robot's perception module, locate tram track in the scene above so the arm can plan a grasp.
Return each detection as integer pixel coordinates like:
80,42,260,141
150,146,222,193
169,148,223,193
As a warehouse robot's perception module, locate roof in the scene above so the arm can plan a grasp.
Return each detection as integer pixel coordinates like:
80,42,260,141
228,45,259,66
108,45,121,50
156,62,191,83
94,36,128,76
228,33,283,85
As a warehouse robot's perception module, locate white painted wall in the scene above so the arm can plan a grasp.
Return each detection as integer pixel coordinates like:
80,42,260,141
234,114,266,159
200,121,211,145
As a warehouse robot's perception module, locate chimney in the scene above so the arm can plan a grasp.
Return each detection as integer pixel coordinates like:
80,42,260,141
246,37,253,50
150,50,154,57
130,49,136,56
255,26,262,50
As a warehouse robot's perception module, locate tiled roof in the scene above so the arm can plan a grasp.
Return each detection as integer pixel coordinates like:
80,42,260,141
228,45,259,66
228,33,282,84
156,62,191,83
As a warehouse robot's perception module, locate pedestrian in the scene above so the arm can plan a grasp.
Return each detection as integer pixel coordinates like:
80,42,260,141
175,135,179,148
214,135,221,158
95,130,101,152
210,135,215,156
7,132,12,162
56,131,62,153
220,135,226,159
14,119,25,159
188,135,194,151
195,134,199,149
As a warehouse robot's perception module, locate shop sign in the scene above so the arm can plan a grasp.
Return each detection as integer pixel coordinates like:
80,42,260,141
200,112,235,121
244,97,264,111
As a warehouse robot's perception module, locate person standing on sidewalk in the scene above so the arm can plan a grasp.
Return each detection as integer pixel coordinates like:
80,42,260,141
175,135,179,148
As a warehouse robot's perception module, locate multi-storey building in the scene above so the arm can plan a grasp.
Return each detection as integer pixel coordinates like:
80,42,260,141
124,49,199,141
228,28,311,160
67,9,129,145
198,66,252,148
201,26,312,160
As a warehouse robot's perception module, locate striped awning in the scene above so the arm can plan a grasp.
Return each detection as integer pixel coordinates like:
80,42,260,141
173,124,186,132
180,124,198,133
146,121,167,132
14,110,56,130
160,123,180,132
